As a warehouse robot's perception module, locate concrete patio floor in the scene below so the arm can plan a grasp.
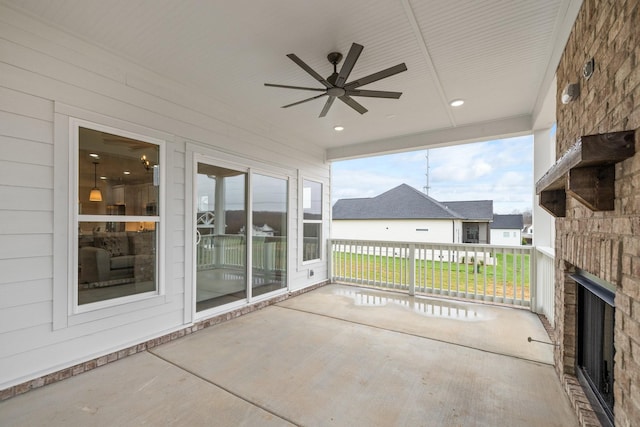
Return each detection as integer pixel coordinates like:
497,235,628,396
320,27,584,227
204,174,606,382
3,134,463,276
0,284,578,426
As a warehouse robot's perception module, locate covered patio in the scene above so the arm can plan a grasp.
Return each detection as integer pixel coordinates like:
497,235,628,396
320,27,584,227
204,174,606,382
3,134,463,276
0,284,577,426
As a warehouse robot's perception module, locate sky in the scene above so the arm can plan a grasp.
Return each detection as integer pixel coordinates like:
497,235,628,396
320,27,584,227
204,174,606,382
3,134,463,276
331,135,534,214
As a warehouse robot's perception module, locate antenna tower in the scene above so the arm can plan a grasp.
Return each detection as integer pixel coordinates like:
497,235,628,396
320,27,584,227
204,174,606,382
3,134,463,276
423,150,430,195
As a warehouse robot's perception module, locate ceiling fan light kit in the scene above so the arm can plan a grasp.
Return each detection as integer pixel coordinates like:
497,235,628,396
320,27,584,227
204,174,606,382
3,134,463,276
265,43,407,117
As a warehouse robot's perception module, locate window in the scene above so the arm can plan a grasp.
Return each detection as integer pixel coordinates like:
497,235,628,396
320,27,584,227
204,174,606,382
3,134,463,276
302,179,322,262
503,231,510,238
75,123,162,306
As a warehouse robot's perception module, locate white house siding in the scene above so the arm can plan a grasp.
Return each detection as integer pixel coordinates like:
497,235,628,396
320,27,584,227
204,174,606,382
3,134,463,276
490,229,522,246
0,6,329,389
332,219,455,243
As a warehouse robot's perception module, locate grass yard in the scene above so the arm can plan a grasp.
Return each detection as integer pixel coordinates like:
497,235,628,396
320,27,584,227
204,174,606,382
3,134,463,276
332,251,530,301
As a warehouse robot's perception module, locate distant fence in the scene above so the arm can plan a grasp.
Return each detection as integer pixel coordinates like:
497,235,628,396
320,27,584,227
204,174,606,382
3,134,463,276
330,239,532,307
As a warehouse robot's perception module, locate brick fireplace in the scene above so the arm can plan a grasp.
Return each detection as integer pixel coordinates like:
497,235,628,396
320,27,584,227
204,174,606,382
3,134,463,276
550,1,640,426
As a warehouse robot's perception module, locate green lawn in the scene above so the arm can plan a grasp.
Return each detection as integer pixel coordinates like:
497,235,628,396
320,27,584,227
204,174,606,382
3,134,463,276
332,251,530,301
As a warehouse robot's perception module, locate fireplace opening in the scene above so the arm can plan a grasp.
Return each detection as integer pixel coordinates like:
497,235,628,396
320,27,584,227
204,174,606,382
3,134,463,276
571,269,615,427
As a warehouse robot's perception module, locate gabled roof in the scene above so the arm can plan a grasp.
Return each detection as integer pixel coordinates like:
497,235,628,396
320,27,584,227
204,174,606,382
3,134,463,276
440,200,493,221
491,214,524,230
333,184,492,221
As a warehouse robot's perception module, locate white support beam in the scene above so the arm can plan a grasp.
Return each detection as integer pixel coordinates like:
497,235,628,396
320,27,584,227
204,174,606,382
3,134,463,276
326,115,532,161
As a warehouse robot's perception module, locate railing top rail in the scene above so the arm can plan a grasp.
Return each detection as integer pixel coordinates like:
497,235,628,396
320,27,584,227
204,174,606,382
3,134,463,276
330,238,533,253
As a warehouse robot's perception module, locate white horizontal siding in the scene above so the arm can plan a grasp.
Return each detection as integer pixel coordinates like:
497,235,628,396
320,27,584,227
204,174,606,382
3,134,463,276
0,187,53,211
0,211,52,235
0,234,52,259
0,136,53,166
0,4,330,390
0,279,52,309
0,256,52,285
0,161,53,189
0,110,52,143
0,86,53,121
0,301,51,334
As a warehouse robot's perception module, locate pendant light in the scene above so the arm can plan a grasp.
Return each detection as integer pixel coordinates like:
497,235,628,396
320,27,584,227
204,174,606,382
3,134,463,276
89,161,103,202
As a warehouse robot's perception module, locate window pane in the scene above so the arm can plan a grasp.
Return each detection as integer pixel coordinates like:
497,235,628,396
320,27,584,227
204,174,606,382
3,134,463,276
252,174,287,296
78,223,156,305
303,180,322,220
303,223,321,261
79,127,159,216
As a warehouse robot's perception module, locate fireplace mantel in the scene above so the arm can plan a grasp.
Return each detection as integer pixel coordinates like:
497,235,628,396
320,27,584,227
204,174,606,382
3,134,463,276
536,130,635,217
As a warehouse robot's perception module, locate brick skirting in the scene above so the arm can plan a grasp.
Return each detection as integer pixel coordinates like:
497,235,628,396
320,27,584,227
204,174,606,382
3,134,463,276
0,281,329,401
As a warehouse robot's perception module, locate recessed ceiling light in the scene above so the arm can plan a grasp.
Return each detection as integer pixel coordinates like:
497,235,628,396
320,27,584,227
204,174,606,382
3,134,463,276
100,176,108,180
123,171,131,175
450,99,464,107
334,125,344,132
89,153,100,158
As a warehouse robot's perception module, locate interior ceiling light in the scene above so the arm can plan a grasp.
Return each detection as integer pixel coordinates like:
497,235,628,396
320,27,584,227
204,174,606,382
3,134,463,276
89,153,100,159
141,154,151,171
450,99,464,107
123,171,131,175
89,162,103,202
334,125,345,131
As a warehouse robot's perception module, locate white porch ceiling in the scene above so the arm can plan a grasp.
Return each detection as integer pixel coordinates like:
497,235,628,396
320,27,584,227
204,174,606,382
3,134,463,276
3,0,580,160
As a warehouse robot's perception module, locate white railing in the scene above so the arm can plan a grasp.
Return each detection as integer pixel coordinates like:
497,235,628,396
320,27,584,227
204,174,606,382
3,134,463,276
534,246,555,326
197,234,286,273
331,239,533,307
197,234,245,270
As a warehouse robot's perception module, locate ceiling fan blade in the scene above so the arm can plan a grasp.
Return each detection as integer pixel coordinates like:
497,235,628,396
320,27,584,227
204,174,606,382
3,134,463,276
281,93,327,108
286,54,333,89
319,96,336,118
346,89,402,99
344,63,408,90
335,43,363,87
265,83,326,92
338,95,368,115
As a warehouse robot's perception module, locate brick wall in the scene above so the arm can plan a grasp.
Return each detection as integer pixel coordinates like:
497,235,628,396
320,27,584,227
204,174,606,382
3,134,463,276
555,0,640,425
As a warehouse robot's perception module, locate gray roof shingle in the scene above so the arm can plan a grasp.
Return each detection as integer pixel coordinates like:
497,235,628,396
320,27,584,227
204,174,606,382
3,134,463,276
490,214,524,229
333,184,493,221
440,200,493,221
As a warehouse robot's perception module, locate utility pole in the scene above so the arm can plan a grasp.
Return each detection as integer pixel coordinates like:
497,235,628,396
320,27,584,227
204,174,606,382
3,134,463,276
423,150,430,195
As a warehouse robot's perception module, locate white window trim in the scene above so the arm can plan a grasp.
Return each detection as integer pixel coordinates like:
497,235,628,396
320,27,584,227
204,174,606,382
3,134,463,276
71,118,166,314
53,106,169,329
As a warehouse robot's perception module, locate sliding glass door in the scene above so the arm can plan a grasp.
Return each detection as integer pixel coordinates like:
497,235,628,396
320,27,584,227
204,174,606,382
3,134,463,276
193,159,288,314
195,162,247,311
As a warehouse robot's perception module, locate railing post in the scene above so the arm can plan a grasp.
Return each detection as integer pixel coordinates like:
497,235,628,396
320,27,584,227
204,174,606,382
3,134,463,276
409,244,416,296
328,239,333,282
530,246,537,312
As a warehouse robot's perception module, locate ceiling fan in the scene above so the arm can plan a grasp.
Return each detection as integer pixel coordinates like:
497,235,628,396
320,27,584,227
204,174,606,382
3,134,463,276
265,43,407,117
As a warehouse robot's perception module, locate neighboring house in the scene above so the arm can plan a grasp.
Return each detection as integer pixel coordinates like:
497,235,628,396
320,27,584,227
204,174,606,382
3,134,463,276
489,214,524,246
332,184,493,244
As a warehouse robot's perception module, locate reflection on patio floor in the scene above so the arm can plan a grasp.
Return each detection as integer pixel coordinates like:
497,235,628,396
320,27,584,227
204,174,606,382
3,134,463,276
333,286,483,320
